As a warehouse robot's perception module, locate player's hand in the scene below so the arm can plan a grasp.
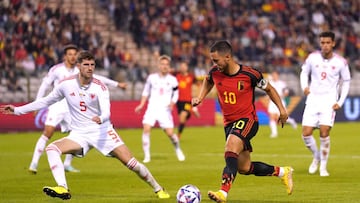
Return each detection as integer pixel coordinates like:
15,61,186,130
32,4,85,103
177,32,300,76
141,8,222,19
303,87,310,96
0,105,15,114
191,98,202,107
134,105,143,114
278,113,288,128
92,116,102,124
33,110,39,117
169,102,175,111
332,103,341,111
118,82,127,90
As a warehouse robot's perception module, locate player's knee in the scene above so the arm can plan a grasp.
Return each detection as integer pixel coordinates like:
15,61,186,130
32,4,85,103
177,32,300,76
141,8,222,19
45,143,62,155
43,126,55,137
238,168,250,175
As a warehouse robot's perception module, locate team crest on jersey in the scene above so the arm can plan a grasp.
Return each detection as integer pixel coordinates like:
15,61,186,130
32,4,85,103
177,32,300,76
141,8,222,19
70,92,75,96
90,94,95,99
237,81,244,91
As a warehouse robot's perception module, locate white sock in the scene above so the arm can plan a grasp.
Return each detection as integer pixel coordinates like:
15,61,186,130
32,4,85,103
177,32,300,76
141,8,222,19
29,135,48,169
126,157,162,192
320,136,330,169
63,154,73,168
46,144,68,189
302,135,319,160
269,120,278,136
170,134,180,149
142,132,150,159
278,167,285,177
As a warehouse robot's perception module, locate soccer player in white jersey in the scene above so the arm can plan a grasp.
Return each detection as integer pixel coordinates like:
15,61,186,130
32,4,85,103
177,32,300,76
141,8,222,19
29,44,127,174
300,31,351,177
267,70,297,138
135,55,185,163
0,51,170,200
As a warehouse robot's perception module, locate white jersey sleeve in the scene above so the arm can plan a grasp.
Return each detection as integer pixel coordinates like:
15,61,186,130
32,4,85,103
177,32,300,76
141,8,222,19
142,74,152,97
300,56,311,92
36,65,60,99
171,77,179,104
93,74,119,88
337,59,351,107
36,63,79,99
15,84,64,115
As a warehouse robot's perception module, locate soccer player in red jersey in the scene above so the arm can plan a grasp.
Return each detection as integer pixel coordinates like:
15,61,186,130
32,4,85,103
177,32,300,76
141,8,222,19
192,40,294,203
174,62,200,138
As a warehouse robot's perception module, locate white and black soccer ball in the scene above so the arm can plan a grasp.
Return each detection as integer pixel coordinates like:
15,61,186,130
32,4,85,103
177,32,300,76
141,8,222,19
176,184,201,203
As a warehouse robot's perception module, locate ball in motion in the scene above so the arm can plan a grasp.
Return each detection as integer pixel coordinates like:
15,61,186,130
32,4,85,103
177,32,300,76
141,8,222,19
176,184,201,203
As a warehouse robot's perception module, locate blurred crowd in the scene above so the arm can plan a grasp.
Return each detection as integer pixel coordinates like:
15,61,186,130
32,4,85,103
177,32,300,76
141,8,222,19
0,0,359,93
103,0,359,75
0,0,103,91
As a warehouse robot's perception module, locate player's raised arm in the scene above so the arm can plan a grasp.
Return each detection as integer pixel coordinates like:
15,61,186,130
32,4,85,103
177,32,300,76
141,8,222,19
192,76,214,107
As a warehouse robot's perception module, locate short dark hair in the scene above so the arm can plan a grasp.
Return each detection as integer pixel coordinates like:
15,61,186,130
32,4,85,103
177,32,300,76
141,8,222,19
76,50,95,63
210,40,232,55
63,44,78,54
319,31,335,41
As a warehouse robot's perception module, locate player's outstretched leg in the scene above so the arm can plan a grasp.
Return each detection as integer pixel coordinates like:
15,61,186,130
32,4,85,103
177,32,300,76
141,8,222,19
126,157,170,199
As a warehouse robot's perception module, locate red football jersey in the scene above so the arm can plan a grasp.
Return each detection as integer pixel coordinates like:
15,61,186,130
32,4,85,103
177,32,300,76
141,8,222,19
176,73,196,102
207,65,263,125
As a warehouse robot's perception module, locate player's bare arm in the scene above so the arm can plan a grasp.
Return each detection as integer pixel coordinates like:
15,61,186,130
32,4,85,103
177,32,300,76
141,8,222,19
264,83,288,127
135,96,148,113
118,82,127,89
192,78,214,106
303,87,310,96
0,105,15,114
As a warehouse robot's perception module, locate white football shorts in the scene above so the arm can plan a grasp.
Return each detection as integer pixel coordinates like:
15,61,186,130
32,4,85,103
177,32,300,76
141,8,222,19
66,125,124,157
142,108,174,129
302,103,336,127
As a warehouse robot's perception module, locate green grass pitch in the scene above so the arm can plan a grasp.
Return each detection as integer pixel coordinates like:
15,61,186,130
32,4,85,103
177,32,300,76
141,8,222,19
0,122,359,203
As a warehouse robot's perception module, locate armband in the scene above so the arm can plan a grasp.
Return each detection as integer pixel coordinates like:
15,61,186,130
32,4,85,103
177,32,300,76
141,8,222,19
257,79,268,90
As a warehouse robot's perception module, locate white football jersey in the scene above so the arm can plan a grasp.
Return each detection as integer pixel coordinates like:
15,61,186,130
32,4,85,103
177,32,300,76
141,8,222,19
15,75,111,132
142,73,179,110
300,51,351,106
36,62,79,99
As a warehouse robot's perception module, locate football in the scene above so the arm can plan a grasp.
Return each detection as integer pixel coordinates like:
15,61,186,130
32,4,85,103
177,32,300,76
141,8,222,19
176,184,201,203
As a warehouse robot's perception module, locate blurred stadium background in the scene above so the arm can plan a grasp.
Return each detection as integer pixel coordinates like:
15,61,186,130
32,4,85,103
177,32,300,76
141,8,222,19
0,0,359,131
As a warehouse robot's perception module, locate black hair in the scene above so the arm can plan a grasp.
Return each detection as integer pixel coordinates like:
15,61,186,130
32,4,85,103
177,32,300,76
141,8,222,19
210,40,232,55
63,44,78,54
319,31,335,41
